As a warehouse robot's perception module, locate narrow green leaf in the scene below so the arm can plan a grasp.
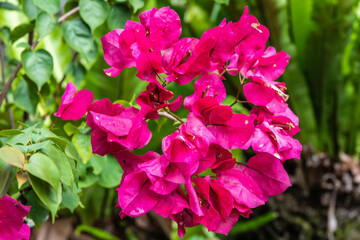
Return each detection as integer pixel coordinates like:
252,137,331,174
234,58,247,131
28,174,62,222
21,49,53,90
25,153,60,192
290,0,314,68
128,0,144,13
0,129,22,138
33,0,60,15
40,143,74,187
72,131,92,163
25,141,50,153
107,4,131,30
0,146,26,169
75,224,121,240
36,11,58,38
79,0,109,32
0,2,20,10
10,23,34,43
14,78,39,115
229,212,278,235
214,0,229,5
0,160,13,198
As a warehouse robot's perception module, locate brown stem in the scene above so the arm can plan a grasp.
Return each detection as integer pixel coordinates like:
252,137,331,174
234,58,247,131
0,40,15,128
58,6,80,23
163,108,185,123
49,117,58,131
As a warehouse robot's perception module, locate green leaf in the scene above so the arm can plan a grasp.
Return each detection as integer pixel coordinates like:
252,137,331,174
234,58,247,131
229,212,278,235
10,23,34,43
33,0,60,15
60,183,80,212
0,2,20,10
107,4,131,30
0,159,13,198
21,49,53,90
98,155,123,188
214,0,229,5
61,18,96,63
290,0,314,68
79,0,109,32
75,224,121,240
16,42,31,48
40,143,74,187
22,0,40,20
128,0,144,13
25,153,60,192
28,174,62,222
0,129,22,138
25,141,50,153
72,131,92,163
14,78,39,115
0,146,26,169
64,122,79,136
25,190,49,228
36,11,58,38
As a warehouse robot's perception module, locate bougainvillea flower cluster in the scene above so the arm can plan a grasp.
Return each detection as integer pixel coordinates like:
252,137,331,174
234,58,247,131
0,195,31,240
56,6,302,237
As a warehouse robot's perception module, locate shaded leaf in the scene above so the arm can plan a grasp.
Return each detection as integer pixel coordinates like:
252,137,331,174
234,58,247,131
28,174,62,222
22,0,39,20
21,49,53,90
79,0,109,32
0,2,20,10
61,18,94,58
10,23,34,43
25,190,49,228
36,11,58,38
33,0,60,15
98,155,123,188
14,78,39,115
128,0,144,13
60,183,80,212
107,4,131,30
0,159,13,198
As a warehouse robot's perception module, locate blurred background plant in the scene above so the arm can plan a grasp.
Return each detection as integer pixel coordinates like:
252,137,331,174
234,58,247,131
0,0,360,239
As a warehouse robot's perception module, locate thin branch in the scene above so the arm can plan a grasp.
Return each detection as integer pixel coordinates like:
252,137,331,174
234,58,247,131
58,6,80,23
163,108,185,123
0,40,15,128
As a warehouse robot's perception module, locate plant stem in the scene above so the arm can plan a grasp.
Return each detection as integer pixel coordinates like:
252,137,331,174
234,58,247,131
0,40,15,128
162,109,185,123
58,6,80,23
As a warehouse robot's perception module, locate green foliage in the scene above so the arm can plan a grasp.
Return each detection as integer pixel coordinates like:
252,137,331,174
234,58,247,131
79,0,109,32
33,0,61,15
36,12,58,38
21,49,54,90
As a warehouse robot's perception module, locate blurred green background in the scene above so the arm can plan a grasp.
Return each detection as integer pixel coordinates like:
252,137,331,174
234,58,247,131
1,0,360,239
